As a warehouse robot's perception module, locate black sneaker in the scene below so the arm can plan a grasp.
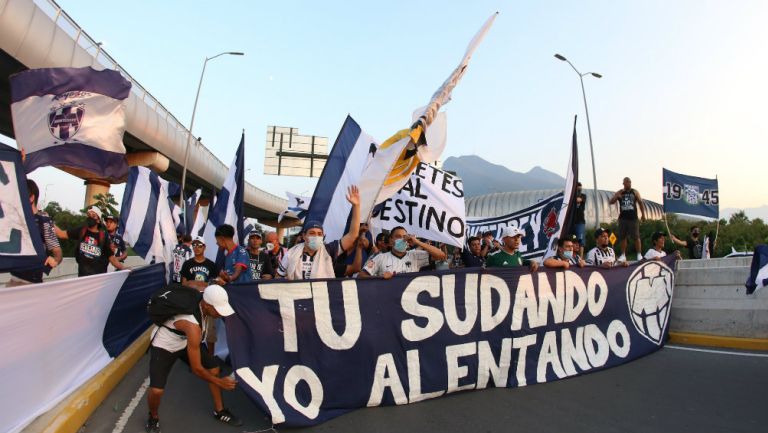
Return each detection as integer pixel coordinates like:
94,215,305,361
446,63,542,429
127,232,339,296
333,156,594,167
145,414,161,433
213,408,243,426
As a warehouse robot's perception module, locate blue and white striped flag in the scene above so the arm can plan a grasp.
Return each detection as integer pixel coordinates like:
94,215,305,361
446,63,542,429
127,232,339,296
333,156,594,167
746,245,768,295
119,167,178,270
202,133,245,261
305,115,410,242
278,192,310,223
183,188,202,235
9,67,131,183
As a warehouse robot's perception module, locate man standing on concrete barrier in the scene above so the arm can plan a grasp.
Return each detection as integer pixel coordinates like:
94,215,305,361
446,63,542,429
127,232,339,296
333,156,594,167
609,177,647,262
145,285,240,432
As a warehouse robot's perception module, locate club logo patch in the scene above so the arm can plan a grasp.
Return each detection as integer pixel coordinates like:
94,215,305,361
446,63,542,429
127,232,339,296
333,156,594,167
626,261,674,345
48,103,84,140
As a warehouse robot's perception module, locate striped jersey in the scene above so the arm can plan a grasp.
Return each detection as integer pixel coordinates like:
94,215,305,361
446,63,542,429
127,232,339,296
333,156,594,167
363,249,430,277
586,246,616,266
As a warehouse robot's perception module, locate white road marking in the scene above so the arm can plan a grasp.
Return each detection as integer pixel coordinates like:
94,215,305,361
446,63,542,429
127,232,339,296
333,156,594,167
112,376,150,433
666,345,768,358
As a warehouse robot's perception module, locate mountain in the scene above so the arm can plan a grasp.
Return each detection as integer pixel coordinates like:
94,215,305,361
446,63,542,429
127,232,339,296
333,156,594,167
442,155,565,197
722,205,768,222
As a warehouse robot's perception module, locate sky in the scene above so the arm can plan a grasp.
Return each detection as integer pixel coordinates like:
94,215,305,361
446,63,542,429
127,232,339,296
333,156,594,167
6,0,768,215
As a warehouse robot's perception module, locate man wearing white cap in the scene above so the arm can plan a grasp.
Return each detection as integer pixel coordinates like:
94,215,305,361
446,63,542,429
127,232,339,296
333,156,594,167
486,226,539,271
54,205,126,276
145,285,241,432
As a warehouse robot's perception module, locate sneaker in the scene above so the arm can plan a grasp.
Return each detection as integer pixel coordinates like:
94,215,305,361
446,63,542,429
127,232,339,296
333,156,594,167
636,253,643,261
618,254,627,262
145,414,161,433
213,408,243,426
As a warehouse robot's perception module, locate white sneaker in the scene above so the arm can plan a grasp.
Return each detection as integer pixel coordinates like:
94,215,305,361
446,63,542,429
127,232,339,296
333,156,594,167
618,254,627,262
637,253,643,261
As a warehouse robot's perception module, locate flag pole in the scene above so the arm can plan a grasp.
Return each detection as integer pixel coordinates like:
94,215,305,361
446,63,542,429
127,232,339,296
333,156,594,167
714,174,720,253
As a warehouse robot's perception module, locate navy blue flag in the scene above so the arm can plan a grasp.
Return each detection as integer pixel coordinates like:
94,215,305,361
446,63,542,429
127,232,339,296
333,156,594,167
225,256,676,426
662,169,719,219
746,244,768,295
0,142,46,273
466,192,564,259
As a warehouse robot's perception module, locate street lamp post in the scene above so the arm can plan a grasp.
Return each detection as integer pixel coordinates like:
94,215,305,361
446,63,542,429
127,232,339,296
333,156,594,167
180,51,244,232
554,53,602,229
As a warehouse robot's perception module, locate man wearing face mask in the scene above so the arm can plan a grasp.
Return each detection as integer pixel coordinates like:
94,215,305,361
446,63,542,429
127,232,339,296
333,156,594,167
544,237,586,269
277,186,361,280
670,226,707,259
358,226,447,279
54,206,126,276
264,231,287,277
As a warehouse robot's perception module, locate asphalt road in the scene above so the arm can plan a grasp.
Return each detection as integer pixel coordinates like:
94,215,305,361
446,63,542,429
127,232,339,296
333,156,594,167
82,345,768,433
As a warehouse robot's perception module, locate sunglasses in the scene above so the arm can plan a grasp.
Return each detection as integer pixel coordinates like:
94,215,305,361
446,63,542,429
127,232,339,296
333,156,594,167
192,243,205,248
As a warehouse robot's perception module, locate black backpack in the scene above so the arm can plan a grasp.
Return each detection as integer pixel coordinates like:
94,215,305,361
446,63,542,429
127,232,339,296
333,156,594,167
147,284,202,335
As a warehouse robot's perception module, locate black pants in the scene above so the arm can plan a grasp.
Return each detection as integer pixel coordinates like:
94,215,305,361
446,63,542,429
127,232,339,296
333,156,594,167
149,345,218,389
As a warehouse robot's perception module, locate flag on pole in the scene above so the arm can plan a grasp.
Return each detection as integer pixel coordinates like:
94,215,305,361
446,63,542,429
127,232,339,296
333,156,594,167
662,169,719,219
202,133,246,261
278,192,311,224
544,115,579,260
184,188,202,235
304,116,411,242
118,167,178,270
9,67,131,183
0,142,46,272
746,245,768,295
378,12,498,201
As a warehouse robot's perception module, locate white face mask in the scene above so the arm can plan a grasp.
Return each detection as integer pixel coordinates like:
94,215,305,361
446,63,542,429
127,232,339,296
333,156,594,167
306,236,323,251
266,243,275,251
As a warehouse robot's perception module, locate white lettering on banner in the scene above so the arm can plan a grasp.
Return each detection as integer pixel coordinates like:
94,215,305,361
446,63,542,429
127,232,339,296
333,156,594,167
367,353,407,406
476,338,512,389
513,334,537,386
446,342,476,393
401,276,444,342
442,274,478,336
406,349,444,403
311,280,362,350
284,366,323,420
480,274,510,332
236,366,285,424
260,283,313,352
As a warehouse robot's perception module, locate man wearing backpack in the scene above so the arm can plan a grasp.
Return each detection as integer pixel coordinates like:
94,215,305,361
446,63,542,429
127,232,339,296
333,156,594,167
54,206,126,276
145,284,241,433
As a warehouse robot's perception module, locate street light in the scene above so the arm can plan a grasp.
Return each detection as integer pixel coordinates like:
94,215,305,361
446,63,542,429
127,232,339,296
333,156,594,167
180,51,244,232
554,53,602,229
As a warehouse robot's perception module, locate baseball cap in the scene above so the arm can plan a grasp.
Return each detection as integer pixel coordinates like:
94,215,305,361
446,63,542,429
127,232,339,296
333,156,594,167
104,214,117,221
191,236,206,245
87,206,103,220
594,227,611,238
304,220,323,231
248,230,262,238
567,233,580,243
203,285,235,317
500,226,524,239
652,231,667,242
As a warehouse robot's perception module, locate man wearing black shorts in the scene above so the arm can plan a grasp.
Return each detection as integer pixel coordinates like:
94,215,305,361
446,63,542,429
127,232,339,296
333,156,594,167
145,285,241,433
609,177,647,262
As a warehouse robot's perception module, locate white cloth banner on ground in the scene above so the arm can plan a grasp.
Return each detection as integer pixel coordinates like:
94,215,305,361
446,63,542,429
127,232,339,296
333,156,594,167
0,271,130,433
370,162,466,248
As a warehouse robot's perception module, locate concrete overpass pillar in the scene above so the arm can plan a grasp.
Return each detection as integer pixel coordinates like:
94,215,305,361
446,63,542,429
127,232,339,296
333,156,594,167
83,179,110,208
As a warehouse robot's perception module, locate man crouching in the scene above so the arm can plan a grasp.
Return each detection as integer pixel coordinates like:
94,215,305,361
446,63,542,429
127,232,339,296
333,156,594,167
145,285,240,433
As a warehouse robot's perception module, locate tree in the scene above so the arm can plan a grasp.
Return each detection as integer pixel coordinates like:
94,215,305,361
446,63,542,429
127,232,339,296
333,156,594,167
82,192,120,218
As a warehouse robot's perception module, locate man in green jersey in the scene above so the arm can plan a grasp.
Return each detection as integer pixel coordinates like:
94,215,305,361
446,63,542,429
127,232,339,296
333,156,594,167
486,226,539,272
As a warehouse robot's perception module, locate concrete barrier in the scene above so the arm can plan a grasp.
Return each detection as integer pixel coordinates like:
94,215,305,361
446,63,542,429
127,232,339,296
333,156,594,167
670,257,768,340
1,256,147,285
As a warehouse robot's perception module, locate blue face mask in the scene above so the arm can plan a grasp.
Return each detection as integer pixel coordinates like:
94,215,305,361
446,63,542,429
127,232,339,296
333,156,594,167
306,236,322,251
393,238,408,253
563,251,574,259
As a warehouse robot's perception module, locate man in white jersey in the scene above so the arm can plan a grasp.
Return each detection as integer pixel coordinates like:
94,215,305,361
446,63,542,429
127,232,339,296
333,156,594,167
145,285,240,433
586,227,629,268
358,226,447,279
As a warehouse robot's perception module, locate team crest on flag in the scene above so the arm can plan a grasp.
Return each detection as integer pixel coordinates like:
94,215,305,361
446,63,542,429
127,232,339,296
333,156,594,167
683,184,699,205
543,207,559,238
47,101,85,141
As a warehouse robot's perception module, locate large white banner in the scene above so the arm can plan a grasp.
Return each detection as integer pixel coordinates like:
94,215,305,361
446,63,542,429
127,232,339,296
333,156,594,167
0,271,130,433
370,162,466,248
